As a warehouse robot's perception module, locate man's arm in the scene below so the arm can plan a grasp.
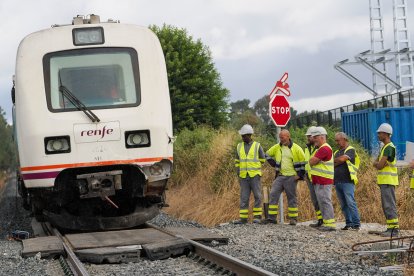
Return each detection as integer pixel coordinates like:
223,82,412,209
374,146,394,170
334,155,349,166
374,156,388,170
258,145,266,164
265,145,277,167
310,146,331,166
334,148,355,167
309,156,321,166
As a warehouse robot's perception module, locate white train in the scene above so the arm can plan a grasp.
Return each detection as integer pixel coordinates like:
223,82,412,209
12,15,173,230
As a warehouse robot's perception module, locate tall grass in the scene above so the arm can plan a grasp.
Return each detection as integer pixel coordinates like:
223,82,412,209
165,126,414,229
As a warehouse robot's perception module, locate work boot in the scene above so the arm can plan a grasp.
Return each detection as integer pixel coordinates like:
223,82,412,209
252,216,262,224
233,219,248,225
261,218,277,224
380,228,399,237
309,219,323,228
341,225,352,230
289,218,297,226
319,225,336,232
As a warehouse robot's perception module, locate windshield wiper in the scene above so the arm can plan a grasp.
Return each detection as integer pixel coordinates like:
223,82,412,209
58,75,100,123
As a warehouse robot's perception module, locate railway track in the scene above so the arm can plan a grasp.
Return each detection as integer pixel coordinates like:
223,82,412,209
40,222,89,276
146,222,275,276
26,221,275,276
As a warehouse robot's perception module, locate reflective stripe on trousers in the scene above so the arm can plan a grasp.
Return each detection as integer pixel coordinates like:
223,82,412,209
288,207,298,218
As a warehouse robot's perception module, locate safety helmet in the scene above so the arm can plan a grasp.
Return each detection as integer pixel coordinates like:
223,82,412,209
306,126,317,136
311,126,328,137
239,124,254,135
377,123,393,135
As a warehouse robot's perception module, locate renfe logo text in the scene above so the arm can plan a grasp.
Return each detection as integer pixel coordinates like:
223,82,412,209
81,125,114,139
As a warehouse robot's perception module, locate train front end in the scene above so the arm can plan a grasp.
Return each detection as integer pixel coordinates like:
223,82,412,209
13,15,173,230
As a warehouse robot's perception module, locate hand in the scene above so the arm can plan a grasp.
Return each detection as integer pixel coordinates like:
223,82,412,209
294,175,300,181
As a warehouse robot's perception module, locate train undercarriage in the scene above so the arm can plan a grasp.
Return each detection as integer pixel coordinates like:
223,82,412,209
18,161,171,231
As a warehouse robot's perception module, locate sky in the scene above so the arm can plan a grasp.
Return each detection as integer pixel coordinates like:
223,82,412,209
1,0,413,123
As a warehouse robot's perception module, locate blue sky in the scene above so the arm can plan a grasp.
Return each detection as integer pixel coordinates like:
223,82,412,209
1,0,413,123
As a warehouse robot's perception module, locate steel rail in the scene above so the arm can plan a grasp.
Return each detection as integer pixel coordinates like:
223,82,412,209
146,222,276,276
43,223,90,276
352,235,414,251
352,234,414,267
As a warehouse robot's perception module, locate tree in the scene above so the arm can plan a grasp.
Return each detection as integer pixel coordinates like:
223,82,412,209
230,99,252,115
150,24,229,132
253,95,270,125
0,107,16,171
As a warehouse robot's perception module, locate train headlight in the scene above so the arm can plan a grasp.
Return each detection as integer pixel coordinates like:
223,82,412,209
72,27,104,46
149,163,164,176
144,159,172,181
44,136,71,154
125,130,151,148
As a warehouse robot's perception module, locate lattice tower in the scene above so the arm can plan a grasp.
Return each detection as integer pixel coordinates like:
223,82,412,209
369,0,389,93
393,0,414,89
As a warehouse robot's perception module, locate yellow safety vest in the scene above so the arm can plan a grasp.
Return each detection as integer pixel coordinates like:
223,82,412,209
304,145,316,180
334,145,360,185
310,143,334,180
410,171,414,189
235,141,264,178
266,142,306,175
377,142,398,186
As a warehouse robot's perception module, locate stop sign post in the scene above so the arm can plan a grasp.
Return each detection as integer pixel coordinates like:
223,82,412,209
269,94,290,127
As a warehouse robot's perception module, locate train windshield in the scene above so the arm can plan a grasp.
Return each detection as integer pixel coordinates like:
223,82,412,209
43,47,141,111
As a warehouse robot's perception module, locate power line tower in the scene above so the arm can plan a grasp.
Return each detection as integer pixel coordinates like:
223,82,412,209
393,0,414,89
335,0,414,96
369,0,389,93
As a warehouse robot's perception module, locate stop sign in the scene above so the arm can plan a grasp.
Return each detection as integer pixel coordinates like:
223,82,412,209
269,94,290,127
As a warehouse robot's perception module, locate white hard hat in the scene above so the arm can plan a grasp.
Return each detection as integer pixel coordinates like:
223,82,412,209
306,126,317,136
239,124,254,135
377,123,393,135
311,126,328,137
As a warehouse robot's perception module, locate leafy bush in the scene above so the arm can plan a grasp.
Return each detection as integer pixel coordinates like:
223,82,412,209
171,126,216,186
0,107,16,171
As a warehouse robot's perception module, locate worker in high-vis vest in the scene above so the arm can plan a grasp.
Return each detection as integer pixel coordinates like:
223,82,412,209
263,129,306,225
234,124,265,224
309,126,336,231
334,132,361,231
373,123,399,237
304,126,323,227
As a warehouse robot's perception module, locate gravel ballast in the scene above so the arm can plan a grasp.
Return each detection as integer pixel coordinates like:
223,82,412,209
0,175,407,275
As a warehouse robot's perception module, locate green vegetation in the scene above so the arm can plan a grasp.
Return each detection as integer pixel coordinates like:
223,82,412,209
0,107,16,175
150,24,229,132
167,126,414,229
171,126,216,185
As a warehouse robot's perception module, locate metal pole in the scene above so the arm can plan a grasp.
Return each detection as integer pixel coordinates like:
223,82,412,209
262,186,269,220
275,127,284,224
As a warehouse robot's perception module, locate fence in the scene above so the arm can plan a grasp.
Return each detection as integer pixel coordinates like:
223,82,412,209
289,89,414,128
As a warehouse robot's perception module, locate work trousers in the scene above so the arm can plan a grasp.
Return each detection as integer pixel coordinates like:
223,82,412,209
239,175,262,219
268,175,298,220
305,173,321,220
314,184,335,227
379,184,399,229
335,182,360,227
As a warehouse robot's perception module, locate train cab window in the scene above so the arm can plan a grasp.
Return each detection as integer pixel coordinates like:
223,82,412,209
43,48,141,111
